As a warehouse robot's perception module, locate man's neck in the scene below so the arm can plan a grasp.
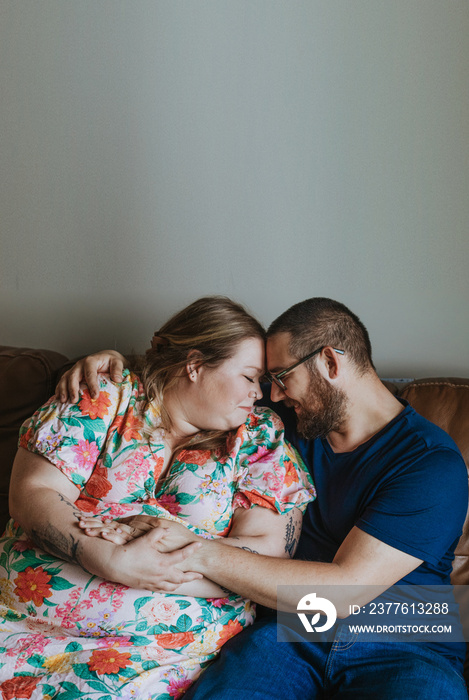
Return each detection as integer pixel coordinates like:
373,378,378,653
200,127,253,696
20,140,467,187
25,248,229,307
326,374,404,454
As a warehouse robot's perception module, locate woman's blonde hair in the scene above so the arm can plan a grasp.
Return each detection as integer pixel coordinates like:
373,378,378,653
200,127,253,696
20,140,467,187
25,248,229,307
139,296,265,453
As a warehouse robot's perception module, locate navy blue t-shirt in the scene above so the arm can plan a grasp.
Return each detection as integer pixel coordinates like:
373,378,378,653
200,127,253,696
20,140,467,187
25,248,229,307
261,392,467,583
258,388,468,662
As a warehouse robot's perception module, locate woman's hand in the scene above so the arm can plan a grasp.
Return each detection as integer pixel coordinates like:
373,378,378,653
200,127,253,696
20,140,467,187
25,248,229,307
79,515,158,544
55,350,126,403
79,515,200,551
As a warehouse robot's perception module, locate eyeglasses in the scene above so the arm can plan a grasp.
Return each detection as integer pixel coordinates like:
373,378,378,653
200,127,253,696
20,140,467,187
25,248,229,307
264,346,345,391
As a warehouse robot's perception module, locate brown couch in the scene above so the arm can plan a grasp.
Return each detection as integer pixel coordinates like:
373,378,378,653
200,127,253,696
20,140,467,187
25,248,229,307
1,345,469,678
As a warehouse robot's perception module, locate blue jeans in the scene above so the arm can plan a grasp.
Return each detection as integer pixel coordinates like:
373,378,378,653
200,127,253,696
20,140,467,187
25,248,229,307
185,615,468,699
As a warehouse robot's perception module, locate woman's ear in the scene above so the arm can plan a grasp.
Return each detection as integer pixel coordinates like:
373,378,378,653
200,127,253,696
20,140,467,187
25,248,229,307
186,350,204,382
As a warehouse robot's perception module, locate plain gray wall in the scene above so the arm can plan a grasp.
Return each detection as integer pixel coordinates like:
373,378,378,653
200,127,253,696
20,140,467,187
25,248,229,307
1,0,468,377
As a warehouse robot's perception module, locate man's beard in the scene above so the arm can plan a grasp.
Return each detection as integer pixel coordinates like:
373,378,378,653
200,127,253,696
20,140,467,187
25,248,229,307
295,372,348,440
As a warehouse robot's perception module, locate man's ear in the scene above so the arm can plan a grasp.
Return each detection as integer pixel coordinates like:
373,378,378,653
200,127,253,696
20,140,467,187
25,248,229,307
321,347,342,380
186,349,204,382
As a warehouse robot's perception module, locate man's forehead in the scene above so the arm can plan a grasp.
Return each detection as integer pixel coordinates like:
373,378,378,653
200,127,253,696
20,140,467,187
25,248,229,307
266,332,294,369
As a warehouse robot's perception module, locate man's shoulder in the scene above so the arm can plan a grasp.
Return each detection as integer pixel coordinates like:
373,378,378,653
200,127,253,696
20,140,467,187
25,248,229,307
396,402,462,459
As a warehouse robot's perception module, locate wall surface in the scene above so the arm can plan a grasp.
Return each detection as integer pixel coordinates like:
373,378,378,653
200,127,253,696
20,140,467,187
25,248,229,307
1,1,468,376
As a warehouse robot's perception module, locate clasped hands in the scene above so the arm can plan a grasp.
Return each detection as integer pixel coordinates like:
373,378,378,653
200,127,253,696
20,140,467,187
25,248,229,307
79,514,204,592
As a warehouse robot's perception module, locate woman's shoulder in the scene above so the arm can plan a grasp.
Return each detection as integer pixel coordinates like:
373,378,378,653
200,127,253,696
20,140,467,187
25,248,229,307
245,405,284,432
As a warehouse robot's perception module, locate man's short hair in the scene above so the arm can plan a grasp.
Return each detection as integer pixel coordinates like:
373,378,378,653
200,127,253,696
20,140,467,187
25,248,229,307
267,298,374,374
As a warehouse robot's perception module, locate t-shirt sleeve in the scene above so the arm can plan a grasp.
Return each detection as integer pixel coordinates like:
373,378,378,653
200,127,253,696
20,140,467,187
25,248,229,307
18,372,135,489
356,448,468,566
233,407,316,514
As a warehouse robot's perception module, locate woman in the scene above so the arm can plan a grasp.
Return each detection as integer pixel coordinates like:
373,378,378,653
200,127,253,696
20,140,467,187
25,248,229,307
0,297,315,700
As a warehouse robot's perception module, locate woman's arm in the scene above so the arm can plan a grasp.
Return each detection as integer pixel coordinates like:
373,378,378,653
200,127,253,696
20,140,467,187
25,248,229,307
10,447,118,575
79,505,303,596
9,448,202,590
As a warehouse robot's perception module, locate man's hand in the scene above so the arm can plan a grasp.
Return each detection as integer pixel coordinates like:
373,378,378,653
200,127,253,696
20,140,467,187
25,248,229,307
55,350,126,403
106,526,202,592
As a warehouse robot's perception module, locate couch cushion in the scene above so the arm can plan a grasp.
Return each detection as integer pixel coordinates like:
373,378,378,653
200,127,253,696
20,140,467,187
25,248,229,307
400,378,469,585
0,346,68,533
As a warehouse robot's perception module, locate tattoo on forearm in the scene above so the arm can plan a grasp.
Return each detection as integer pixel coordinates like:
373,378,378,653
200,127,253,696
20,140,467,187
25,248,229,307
30,523,84,567
230,536,260,555
285,514,297,557
27,491,88,569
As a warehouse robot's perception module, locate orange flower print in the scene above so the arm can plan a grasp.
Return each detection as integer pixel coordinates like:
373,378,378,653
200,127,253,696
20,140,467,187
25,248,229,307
112,412,142,441
79,389,112,420
75,495,100,512
177,449,211,466
18,427,34,450
0,675,40,700
284,459,299,487
157,632,195,649
244,490,277,512
85,466,112,499
88,647,132,675
218,619,243,646
14,566,52,607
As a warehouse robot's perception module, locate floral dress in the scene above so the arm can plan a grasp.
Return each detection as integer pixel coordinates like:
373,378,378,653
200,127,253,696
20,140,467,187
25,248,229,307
0,371,315,700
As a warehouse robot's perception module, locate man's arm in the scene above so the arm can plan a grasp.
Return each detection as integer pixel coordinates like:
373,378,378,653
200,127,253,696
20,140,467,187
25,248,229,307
222,505,302,558
141,519,422,615
10,448,202,591
191,525,423,614
55,350,126,402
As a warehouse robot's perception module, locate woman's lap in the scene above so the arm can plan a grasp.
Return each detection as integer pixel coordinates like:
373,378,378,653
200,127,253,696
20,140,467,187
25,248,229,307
0,528,254,699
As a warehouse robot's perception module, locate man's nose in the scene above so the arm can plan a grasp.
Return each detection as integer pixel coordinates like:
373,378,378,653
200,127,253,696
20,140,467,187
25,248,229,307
270,382,286,402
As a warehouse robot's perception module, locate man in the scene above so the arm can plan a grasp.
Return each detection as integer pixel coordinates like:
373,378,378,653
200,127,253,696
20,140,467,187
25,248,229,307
58,298,468,698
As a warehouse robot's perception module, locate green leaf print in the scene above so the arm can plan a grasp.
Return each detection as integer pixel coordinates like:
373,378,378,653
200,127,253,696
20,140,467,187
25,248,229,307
50,575,75,591
73,663,98,681
141,660,159,672
175,493,196,505
27,653,46,667
65,642,83,652
175,614,192,631
175,600,192,609
82,424,97,444
86,680,113,693
133,596,154,614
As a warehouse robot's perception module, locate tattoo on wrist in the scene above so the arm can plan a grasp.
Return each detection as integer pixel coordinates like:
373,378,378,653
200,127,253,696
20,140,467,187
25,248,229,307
285,514,297,557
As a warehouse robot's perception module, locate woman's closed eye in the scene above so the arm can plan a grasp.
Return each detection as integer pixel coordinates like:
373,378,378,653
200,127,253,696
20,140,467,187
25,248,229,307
244,376,255,383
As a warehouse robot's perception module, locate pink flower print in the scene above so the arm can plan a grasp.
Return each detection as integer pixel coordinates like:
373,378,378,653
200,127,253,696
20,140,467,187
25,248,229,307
140,598,180,624
100,502,135,520
167,677,193,698
96,635,131,648
71,440,100,470
233,492,251,510
156,494,181,516
247,445,271,464
206,597,230,607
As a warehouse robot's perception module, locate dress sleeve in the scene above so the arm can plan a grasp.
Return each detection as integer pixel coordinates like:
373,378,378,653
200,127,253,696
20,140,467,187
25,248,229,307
233,407,316,514
18,371,136,489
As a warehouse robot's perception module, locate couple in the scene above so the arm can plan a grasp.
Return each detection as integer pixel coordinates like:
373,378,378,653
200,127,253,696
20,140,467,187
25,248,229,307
1,296,468,699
